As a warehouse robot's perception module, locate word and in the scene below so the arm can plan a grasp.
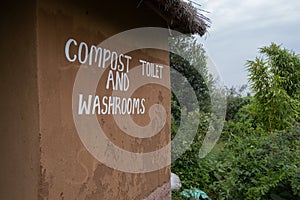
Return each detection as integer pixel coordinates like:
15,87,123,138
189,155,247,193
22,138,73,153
106,70,129,91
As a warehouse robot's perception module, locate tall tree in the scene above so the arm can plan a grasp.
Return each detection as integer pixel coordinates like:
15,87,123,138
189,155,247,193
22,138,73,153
246,43,300,131
169,35,211,115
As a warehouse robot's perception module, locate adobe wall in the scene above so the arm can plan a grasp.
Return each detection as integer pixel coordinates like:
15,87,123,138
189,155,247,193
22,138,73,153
37,0,171,200
1,1,171,199
0,1,40,200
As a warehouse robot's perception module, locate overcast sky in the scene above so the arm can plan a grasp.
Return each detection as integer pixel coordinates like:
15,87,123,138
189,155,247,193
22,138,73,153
195,0,300,88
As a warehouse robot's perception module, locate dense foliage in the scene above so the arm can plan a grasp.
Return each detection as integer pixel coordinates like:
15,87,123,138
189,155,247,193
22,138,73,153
205,116,300,200
171,43,300,200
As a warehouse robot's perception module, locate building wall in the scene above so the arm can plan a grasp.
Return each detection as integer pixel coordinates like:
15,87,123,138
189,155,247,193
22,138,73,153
0,1,171,199
0,1,40,200
36,0,170,200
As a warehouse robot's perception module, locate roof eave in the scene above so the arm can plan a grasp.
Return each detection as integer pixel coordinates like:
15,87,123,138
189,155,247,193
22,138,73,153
144,0,210,36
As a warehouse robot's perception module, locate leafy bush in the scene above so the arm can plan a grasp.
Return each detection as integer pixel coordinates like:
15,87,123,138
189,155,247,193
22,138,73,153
171,110,210,188
178,123,300,200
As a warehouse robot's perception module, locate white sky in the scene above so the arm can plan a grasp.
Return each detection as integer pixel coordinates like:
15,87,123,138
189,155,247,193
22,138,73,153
195,0,300,87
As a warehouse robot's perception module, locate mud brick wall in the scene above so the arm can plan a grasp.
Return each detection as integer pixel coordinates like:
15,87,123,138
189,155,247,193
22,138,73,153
0,1,171,199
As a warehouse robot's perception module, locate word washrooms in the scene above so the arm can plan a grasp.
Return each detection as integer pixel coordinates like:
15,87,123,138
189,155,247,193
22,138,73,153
78,94,146,115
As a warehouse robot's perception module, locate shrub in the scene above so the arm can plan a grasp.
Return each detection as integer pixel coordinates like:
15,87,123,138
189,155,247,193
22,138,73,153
200,125,300,200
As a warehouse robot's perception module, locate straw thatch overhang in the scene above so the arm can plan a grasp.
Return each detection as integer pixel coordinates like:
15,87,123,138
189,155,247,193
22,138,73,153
143,0,209,36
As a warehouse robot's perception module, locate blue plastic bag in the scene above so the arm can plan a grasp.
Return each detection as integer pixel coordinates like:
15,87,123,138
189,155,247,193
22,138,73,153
180,188,211,200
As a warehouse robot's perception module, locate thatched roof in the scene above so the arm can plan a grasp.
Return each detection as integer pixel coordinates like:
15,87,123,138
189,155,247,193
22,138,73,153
143,0,210,36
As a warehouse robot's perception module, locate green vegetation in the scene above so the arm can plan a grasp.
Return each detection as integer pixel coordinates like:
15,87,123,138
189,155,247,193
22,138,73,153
171,42,300,200
246,43,300,131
